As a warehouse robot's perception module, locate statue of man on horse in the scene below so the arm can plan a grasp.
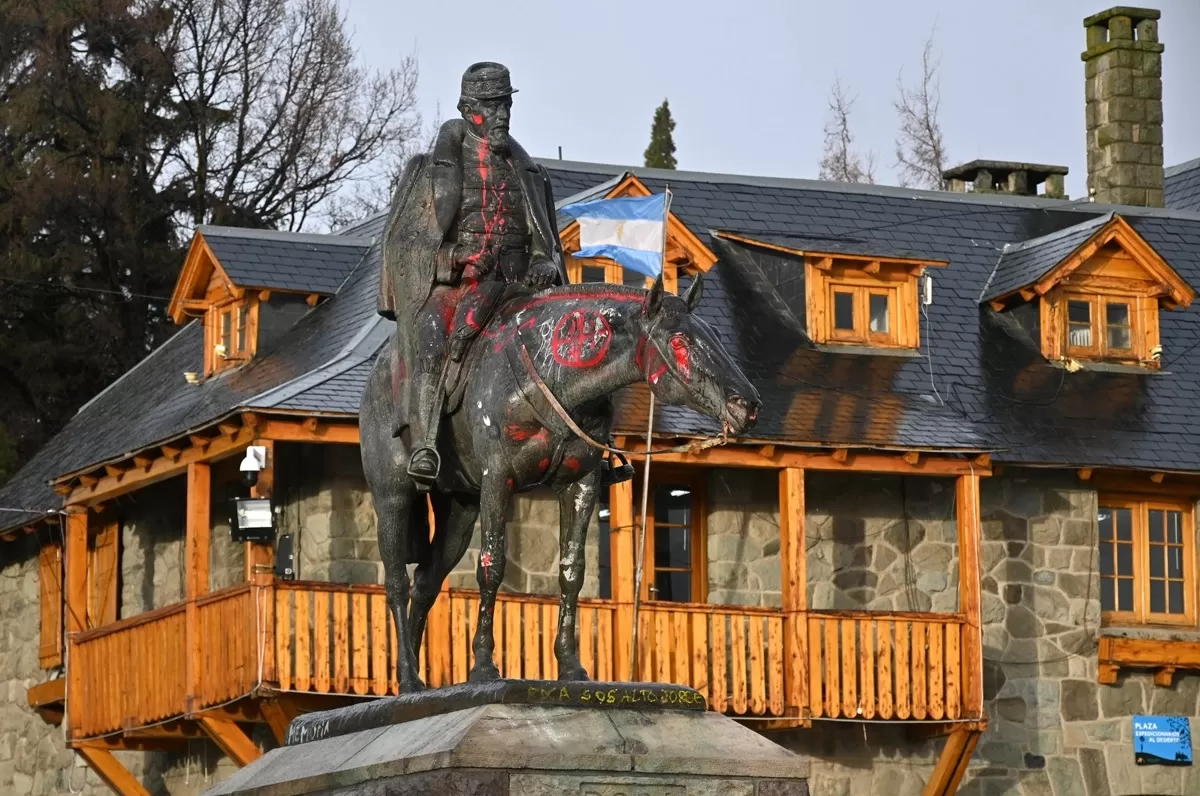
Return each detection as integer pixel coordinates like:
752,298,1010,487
377,61,567,488
362,62,762,693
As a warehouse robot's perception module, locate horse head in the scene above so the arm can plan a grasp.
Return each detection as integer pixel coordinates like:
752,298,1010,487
635,275,760,436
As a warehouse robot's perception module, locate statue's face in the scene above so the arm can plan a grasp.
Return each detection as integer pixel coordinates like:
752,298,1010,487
463,96,512,153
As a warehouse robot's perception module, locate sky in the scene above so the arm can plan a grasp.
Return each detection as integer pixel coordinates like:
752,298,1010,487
342,0,1200,199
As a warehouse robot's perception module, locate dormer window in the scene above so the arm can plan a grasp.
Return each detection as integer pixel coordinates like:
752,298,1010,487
559,174,716,294
207,298,257,374
983,213,1195,369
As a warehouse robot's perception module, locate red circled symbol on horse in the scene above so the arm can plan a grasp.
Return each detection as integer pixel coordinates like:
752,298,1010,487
551,310,612,368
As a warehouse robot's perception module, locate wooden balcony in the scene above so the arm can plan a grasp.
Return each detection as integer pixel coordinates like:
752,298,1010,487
68,580,980,741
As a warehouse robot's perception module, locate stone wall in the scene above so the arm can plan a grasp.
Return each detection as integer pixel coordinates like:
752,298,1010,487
707,468,783,607
120,476,187,617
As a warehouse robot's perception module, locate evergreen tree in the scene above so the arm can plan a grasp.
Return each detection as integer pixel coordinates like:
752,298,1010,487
643,100,678,170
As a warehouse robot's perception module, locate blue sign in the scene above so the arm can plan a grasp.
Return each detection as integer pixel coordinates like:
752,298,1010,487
1133,715,1193,766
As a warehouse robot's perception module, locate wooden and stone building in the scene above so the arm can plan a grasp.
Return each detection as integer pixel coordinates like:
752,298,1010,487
4,5,1200,796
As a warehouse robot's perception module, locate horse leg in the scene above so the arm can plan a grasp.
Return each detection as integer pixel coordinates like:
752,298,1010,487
470,472,512,681
410,492,480,657
555,470,599,681
377,487,425,692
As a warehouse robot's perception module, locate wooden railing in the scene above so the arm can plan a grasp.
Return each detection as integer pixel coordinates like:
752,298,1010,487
806,611,967,721
70,581,976,737
73,601,188,737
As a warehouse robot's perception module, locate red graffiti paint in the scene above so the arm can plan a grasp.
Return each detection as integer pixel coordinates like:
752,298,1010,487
539,458,551,471
510,287,644,313
481,315,536,353
505,422,548,442
472,113,484,124
635,335,668,384
481,552,493,567
551,310,612,368
564,457,580,472
670,336,691,381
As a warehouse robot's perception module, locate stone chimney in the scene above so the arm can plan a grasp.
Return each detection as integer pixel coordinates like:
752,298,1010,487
1082,6,1165,207
942,160,1068,198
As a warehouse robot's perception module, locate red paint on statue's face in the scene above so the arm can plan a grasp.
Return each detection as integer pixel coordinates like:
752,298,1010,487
472,113,484,125
669,335,691,382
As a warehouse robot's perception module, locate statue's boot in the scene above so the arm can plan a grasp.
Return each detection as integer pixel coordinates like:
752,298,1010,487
406,371,444,490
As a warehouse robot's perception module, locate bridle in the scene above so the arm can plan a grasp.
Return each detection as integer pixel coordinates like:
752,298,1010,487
517,340,731,458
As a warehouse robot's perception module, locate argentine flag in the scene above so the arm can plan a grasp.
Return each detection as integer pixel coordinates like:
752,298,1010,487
559,192,670,278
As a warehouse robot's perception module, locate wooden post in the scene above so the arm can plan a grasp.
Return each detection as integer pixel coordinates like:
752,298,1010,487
64,506,88,740
246,439,275,584
778,468,808,719
186,462,211,713
956,473,984,719
609,478,635,681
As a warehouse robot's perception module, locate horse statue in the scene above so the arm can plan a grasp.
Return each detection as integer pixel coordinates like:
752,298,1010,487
360,275,761,692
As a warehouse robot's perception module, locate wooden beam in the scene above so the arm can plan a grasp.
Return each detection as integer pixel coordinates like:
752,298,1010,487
956,474,984,720
921,726,983,796
64,427,256,507
189,434,212,452
988,300,1006,313
1153,667,1176,688
306,293,320,307
609,477,635,680
65,507,88,738
260,418,359,444
54,483,73,496
247,440,275,584
104,464,127,479
1078,468,1093,481
302,416,319,432
259,698,297,746
75,746,151,796
133,455,154,472
242,411,261,430
218,422,241,438
1018,288,1036,302
632,445,988,476
258,289,272,301
864,260,881,274
831,448,850,464
1150,472,1166,484
161,444,183,462
903,451,920,466
186,462,210,714
972,453,991,469
78,474,98,488
197,715,261,767
778,468,808,720
758,444,775,459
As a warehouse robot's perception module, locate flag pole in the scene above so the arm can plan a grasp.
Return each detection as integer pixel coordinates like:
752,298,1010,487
629,185,671,680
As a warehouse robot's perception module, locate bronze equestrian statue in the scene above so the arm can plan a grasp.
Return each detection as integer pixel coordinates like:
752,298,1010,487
362,62,761,692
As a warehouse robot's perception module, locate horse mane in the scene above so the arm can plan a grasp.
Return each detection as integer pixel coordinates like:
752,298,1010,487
536,282,649,301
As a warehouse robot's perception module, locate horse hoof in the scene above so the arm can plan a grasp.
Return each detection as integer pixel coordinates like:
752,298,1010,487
558,665,591,682
469,664,501,682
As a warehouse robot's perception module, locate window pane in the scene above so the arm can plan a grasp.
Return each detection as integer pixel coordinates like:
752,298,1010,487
834,292,855,331
1099,544,1113,575
1068,300,1092,347
622,269,647,288
1117,543,1133,576
1114,508,1132,541
236,307,246,354
654,570,691,602
1068,300,1091,324
1149,510,1163,543
1150,580,1165,613
1098,509,1113,541
654,485,691,527
1106,302,1131,350
221,310,232,350
1168,547,1183,579
581,265,606,283
1169,581,1185,614
1166,511,1183,544
1149,545,1164,578
869,294,889,334
654,526,691,569
1100,579,1114,611
1118,578,1134,611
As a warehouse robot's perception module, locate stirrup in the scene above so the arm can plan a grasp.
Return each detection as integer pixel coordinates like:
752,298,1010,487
407,447,441,488
600,452,635,486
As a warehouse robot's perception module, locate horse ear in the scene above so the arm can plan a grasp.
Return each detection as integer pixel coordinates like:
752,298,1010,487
683,272,704,311
646,274,665,317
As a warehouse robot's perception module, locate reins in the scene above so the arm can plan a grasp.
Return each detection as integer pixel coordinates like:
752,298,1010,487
517,345,729,457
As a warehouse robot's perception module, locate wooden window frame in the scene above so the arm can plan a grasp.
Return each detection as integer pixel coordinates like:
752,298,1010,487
638,468,708,604
204,297,259,375
1047,287,1156,365
567,256,678,294
805,255,925,349
38,540,64,668
1099,493,1197,628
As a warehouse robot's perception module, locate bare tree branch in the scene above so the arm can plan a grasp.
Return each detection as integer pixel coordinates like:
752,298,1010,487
893,30,948,190
818,75,876,184
160,0,421,230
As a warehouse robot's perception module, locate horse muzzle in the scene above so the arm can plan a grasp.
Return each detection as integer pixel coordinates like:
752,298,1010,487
722,393,760,437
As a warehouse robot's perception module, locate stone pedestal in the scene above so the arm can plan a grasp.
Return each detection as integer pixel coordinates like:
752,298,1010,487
205,682,809,796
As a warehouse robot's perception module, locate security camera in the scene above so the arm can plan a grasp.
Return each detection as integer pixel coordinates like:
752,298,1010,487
240,445,267,488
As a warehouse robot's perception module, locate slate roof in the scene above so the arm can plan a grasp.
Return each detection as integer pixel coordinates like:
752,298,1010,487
979,212,1113,301
8,158,1200,535
1165,157,1200,213
201,226,372,294
716,230,933,263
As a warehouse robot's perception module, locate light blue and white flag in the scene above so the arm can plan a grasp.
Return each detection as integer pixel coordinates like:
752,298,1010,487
559,192,670,278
